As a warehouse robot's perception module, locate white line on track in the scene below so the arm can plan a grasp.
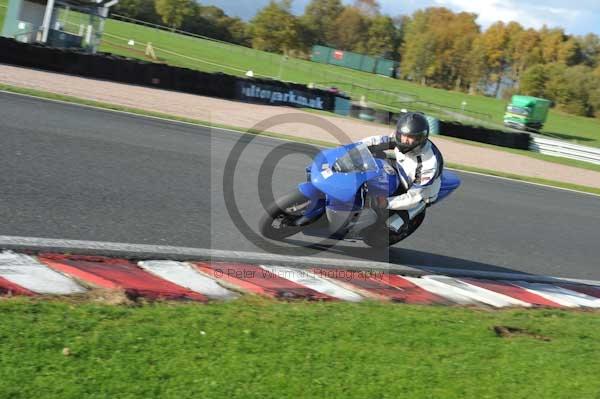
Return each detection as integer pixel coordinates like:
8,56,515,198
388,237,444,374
446,167,600,198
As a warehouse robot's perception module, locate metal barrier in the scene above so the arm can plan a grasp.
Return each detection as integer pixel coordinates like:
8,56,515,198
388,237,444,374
530,136,600,165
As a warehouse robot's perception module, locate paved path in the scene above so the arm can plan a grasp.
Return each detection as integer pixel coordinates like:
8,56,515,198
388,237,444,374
1,64,600,189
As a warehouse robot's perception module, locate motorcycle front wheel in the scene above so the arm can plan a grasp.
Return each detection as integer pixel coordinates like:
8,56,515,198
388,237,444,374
259,191,313,240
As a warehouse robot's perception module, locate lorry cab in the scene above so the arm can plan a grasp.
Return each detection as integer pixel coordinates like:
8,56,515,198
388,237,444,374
503,95,550,131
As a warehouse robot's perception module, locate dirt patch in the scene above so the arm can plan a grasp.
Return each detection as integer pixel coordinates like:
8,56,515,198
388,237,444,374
43,288,137,306
493,325,551,341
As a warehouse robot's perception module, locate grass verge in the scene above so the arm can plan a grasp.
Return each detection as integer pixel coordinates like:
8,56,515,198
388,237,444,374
1,83,598,196
1,297,600,399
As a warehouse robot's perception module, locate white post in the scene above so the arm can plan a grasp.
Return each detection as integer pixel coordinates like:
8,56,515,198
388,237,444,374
85,25,92,45
41,0,56,43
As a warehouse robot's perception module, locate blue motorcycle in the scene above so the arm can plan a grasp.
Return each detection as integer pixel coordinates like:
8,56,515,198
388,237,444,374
259,142,460,248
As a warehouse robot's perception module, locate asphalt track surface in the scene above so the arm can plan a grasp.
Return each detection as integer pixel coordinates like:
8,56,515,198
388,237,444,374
1,92,599,279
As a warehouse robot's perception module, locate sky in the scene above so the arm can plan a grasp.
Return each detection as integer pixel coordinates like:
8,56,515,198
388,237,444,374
200,0,600,36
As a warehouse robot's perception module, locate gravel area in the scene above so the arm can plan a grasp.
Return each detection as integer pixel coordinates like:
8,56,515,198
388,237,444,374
2,63,599,189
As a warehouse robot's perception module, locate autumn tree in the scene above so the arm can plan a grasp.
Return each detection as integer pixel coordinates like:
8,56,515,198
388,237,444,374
365,15,397,57
434,11,479,90
250,1,302,54
114,0,161,24
401,8,478,89
539,26,565,64
227,18,252,47
520,64,549,98
301,0,344,46
154,0,194,29
479,22,511,96
510,28,543,83
577,33,600,67
557,37,583,66
331,7,370,52
399,9,435,84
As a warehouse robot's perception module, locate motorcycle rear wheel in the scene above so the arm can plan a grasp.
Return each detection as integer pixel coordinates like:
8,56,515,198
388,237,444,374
363,211,426,248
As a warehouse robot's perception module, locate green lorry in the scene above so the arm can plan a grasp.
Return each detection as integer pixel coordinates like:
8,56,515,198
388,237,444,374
503,95,551,131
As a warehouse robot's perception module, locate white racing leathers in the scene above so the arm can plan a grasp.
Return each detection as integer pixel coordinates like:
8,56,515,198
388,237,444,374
359,134,443,221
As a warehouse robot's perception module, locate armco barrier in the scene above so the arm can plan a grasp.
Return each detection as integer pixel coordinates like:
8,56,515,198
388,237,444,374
0,37,339,111
530,136,600,165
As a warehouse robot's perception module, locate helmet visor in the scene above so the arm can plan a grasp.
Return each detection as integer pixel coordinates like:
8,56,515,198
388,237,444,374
395,126,428,153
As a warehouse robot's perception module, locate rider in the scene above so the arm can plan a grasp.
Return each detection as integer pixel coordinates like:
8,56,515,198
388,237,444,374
359,112,444,233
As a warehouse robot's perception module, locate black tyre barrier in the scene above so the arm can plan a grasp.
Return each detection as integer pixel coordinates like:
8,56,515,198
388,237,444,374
205,72,237,99
171,67,198,94
0,37,349,113
439,121,530,150
374,110,392,125
140,62,173,89
113,58,139,84
89,54,120,81
61,50,87,75
349,103,362,118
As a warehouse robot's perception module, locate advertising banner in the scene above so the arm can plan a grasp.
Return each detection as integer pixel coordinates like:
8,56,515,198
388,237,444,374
236,80,332,111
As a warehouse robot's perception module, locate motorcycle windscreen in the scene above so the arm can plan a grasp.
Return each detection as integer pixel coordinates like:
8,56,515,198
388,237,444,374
310,143,380,202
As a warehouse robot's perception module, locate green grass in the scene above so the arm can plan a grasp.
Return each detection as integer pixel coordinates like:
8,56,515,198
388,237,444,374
0,2,6,27
2,83,599,196
1,297,600,399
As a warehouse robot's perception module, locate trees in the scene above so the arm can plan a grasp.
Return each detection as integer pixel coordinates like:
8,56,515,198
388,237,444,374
113,0,161,24
435,11,479,90
479,22,510,96
302,0,344,46
179,5,250,45
399,10,434,84
331,7,370,52
520,64,548,98
365,15,397,57
250,1,302,54
577,33,600,67
154,0,194,29
539,26,565,64
510,28,542,83
182,5,229,40
558,37,583,66
400,8,478,89
520,64,600,117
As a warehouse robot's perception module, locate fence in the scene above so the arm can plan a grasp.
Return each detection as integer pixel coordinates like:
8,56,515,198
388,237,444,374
530,136,600,165
311,45,398,77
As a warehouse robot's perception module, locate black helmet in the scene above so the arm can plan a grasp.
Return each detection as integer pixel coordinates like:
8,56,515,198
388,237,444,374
394,112,429,153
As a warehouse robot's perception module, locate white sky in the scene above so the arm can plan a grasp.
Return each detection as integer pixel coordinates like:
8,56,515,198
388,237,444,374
202,0,599,36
